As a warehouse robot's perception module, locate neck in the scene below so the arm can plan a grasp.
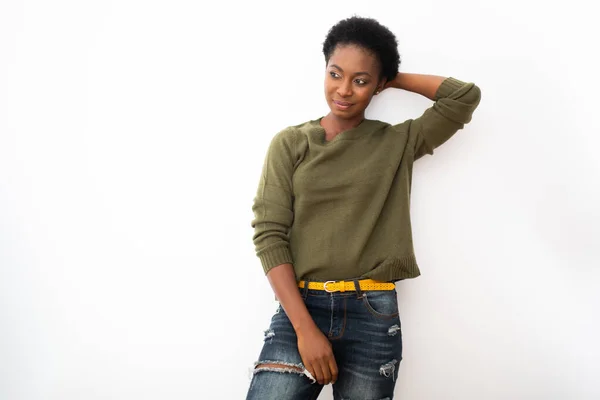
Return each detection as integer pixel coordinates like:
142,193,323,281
321,113,365,135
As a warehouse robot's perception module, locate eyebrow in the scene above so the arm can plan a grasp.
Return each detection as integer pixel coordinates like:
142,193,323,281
330,64,372,77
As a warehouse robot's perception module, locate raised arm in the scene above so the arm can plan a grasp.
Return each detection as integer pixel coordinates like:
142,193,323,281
385,72,447,101
387,73,482,159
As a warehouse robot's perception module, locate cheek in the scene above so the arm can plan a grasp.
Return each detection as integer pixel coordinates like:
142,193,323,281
357,88,374,102
325,84,337,97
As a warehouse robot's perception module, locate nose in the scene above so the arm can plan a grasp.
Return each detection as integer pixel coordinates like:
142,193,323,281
336,79,352,98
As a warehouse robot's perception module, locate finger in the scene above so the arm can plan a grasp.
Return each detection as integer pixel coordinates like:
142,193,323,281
328,357,339,384
312,362,326,385
319,358,332,385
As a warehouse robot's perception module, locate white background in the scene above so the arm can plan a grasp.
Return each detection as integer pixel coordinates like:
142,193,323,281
1,0,599,399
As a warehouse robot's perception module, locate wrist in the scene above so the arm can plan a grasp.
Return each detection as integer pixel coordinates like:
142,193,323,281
293,317,318,335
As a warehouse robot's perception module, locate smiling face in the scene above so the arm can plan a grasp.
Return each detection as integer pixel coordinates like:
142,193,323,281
324,44,384,123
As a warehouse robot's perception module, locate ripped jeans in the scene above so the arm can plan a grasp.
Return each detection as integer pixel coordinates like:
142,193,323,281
246,282,402,400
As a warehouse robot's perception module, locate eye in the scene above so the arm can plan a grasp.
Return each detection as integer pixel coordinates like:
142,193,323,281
329,71,340,78
354,79,367,85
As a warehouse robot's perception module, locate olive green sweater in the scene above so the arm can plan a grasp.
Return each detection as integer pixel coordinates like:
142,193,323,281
251,77,481,282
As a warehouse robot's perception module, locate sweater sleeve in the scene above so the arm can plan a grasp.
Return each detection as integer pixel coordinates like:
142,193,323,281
410,77,482,160
251,128,297,274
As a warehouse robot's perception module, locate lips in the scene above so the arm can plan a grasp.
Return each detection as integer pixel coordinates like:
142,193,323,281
333,100,353,111
334,100,353,106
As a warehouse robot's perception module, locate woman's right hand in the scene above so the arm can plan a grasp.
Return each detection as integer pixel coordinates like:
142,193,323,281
297,325,338,385
264,264,338,385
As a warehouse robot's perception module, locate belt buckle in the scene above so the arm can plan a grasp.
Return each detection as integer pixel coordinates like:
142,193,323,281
323,280,337,293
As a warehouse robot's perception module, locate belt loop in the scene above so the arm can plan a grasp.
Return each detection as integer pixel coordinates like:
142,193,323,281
353,279,364,299
301,278,310,299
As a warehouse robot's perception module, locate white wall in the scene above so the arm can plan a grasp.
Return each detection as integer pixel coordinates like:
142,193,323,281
1,0,598,399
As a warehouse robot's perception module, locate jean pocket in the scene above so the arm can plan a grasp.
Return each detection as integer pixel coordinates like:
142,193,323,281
362,291,400,318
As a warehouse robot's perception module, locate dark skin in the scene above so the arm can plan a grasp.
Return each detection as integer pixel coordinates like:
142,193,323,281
258,44,448,386
321,44,385,139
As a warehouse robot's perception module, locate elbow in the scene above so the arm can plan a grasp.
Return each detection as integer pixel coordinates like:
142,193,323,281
467,83,482,108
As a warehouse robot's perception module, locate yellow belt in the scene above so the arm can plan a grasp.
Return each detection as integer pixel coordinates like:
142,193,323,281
298,279,395,293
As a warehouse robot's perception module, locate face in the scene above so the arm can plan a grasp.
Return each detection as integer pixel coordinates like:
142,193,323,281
324,44,384,121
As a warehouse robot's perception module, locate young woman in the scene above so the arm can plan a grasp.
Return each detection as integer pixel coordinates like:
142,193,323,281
247,16,481,400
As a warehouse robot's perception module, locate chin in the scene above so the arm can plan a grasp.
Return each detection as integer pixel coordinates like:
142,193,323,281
331,109,359,120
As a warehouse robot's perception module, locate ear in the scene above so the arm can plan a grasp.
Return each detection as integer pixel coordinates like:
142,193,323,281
374,78,387,95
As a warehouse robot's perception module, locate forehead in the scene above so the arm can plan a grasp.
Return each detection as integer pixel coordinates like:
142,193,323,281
327,44,380,74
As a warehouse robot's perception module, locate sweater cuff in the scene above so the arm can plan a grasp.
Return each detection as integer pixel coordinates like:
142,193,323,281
258,245,294,274
435,77,467,100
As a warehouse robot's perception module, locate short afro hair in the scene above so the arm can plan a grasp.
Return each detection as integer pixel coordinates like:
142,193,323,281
322,16,400,83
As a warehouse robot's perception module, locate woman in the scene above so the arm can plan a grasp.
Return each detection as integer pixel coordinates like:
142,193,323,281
247,16,481,400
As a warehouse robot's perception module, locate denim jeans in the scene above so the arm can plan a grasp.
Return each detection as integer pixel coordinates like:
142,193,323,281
246,281,402,400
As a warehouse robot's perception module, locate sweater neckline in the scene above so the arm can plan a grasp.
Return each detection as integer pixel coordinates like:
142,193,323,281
310,117,375,144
